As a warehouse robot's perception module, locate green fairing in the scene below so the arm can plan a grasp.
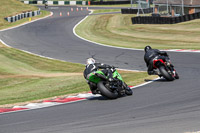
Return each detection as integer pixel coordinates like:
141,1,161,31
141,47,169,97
87,70,123,84
113,70,123,81
87,70,104,84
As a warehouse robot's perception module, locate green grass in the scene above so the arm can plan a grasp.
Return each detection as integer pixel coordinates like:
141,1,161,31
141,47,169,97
0,0,38,29
75,13,200,50
0,0,50,30
0,10,50,30
0,47,85,105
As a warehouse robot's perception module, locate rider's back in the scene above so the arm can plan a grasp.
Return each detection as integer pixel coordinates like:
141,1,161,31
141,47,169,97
144,49,160,66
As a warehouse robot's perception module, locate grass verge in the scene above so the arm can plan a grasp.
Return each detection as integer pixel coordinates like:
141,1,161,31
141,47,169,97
0,0,39,29
0,10,50,30
76,12,200,50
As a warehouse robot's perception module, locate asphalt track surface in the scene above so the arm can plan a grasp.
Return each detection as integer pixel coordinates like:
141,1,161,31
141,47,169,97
0,6,200,133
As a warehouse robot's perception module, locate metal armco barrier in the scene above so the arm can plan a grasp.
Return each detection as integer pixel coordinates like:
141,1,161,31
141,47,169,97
121,8,153,14
131,12,200,24
4,9,41,23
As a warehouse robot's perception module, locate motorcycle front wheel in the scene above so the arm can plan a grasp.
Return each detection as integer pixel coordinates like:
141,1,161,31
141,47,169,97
159,66,174,81
97,81,118,99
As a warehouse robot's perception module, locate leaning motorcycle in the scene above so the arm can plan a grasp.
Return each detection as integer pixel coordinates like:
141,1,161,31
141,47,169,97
153,56,179,81
86,66,133,99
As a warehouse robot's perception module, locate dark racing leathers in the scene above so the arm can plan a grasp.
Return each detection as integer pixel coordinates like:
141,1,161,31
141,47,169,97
144,49,169,75
83,63,115,94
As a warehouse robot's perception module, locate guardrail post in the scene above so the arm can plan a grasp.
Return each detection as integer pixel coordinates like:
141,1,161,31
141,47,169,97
18,14,21,20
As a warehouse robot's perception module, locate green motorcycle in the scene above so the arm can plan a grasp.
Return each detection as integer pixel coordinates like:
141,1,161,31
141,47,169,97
86,66,133,99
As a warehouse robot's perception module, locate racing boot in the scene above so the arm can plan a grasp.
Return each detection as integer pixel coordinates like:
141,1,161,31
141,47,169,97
123,82,133,96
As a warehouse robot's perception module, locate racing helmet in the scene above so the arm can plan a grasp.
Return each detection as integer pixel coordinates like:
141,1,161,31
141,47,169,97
86,58,95,65
144,46,152,52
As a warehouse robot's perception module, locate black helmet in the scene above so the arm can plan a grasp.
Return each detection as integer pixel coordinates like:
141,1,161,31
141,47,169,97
144,46,152,52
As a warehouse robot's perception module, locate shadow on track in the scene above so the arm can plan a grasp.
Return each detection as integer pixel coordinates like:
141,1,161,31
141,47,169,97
88,94,131,101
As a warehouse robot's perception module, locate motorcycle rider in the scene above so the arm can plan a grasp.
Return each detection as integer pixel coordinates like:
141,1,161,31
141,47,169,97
83,58,131,94
144,46,169,75
84,58,116,94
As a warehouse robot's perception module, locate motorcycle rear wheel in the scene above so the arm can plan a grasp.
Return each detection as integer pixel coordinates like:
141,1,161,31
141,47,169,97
97,81,118,99
159,66,174,81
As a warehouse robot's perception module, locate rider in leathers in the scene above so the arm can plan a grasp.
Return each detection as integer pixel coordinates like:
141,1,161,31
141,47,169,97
144,46,169,75
84,58,131,94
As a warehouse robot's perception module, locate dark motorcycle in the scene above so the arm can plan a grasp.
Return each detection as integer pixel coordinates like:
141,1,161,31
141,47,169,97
153,56,179,81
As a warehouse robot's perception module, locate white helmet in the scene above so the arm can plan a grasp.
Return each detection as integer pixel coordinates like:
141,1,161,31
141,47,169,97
86,58,95,65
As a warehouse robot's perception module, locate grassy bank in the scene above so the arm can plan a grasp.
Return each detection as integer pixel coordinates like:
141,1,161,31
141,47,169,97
0,46,86,105
0,10,50,30
76,12,200,50
0,0,39,29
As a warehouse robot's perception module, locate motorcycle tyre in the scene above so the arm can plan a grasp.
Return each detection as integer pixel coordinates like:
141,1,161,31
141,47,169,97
97,81,118,99
159,66,174,81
